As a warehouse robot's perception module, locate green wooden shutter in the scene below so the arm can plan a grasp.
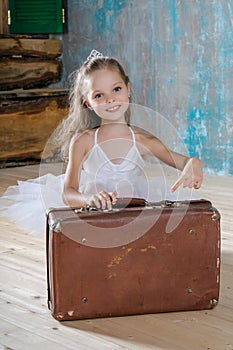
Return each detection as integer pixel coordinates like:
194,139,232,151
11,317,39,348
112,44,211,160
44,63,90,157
9,0,64,34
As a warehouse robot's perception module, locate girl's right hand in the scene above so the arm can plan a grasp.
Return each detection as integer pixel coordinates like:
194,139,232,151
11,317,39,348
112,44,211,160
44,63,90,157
86,191,117,210
170,157,203,192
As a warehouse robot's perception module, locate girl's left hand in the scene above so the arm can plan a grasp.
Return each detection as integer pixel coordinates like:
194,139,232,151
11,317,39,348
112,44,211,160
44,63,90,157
171,157,204,192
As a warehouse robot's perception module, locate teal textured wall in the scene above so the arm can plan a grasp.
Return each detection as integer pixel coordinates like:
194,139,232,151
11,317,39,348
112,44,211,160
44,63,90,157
60,0,233,175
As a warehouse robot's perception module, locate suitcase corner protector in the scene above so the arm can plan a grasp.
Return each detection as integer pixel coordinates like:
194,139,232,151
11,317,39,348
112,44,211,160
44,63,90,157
46,207,55,216
210,298,218,308
211,208,221,221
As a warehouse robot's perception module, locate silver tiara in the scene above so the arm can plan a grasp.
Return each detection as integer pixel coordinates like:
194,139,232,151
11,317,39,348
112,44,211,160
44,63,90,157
87,49,104,61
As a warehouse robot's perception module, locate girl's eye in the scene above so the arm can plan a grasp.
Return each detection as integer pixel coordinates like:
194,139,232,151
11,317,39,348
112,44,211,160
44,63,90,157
114,86,121,92
94,93,103,99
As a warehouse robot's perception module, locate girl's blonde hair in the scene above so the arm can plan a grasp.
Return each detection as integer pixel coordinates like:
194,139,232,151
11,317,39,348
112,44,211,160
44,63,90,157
55,56,131,161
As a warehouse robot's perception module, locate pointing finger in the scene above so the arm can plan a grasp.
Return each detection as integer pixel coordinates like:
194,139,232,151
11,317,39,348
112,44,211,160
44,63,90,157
170,176,185,192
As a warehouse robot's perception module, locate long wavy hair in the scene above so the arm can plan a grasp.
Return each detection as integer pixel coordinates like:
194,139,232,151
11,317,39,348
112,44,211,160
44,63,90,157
55,56,131,161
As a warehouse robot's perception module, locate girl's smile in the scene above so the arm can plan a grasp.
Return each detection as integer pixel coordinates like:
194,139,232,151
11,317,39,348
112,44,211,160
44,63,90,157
106,104,122,113
105,104,121,112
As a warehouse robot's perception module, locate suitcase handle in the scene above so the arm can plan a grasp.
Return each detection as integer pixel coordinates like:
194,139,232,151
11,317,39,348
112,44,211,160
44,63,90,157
113,197,146,208
74,197,146,213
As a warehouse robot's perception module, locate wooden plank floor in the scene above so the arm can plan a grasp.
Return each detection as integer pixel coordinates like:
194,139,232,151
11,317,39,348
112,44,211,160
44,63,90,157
0,163,233,350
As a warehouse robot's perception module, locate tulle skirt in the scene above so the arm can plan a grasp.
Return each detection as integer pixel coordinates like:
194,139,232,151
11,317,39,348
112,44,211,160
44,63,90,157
0,173,66,235
0,167,198,236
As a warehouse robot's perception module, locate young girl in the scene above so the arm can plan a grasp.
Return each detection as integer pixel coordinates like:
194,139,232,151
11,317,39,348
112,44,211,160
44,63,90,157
0,50,203,234
62,50,203,211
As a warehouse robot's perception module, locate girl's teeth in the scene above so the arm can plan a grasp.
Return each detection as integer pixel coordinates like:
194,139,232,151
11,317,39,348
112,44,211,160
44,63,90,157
108,105,119,111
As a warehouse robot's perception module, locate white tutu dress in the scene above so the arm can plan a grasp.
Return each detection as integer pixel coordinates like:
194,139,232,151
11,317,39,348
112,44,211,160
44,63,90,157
0,128,197,235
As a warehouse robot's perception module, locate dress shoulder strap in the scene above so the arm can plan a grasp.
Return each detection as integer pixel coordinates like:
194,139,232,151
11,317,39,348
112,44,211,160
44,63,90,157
94,128,99,145
129,127,136,143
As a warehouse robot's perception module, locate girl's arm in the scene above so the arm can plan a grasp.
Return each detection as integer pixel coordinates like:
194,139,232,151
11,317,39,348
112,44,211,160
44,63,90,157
140,133,204,191
63,133,116,209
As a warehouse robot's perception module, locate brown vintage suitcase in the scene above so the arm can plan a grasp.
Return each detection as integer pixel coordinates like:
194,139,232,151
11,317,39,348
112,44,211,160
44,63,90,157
46,199,221,321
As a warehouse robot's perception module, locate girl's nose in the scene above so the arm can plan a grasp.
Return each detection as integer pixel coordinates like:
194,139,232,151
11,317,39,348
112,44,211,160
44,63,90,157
106,94,115,103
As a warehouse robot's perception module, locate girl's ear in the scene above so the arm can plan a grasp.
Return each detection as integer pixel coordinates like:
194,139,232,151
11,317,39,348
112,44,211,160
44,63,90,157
84,100,93,110
127,82,131,97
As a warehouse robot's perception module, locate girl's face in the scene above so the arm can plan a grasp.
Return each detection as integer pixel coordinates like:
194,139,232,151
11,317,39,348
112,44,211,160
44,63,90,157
84,68,130,123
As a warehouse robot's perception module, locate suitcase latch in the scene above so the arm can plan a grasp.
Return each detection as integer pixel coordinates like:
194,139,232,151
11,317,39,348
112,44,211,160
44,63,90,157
145,200,175,209
74,206,99,213
161,200,174,208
